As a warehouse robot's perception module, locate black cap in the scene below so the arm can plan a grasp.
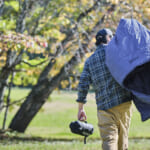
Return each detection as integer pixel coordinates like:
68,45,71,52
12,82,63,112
96,28,113,40
95,28,113,46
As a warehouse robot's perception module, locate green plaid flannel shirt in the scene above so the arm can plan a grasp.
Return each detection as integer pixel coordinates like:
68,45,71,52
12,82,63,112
77,44,131,110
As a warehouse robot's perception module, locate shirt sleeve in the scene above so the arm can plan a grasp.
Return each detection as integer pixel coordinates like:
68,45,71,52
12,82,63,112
76,60,92,104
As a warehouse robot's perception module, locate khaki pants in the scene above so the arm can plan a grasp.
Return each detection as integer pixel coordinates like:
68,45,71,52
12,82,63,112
97,101,132,150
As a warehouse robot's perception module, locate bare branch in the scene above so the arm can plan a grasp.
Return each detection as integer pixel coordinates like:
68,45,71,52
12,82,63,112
16,0,30,33
21,59,48,67
35,8,63,35
77,0,100,22
30,0,52,35
54,42,64,57
38,58,56,82
12,69,26,72
2,72,14,129
2,97,26,109
0,0,4,16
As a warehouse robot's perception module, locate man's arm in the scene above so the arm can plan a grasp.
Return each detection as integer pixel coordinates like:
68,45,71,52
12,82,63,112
76,60,91,121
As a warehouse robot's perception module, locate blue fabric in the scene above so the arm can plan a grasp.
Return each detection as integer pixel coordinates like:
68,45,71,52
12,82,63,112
133,96,150,121
77,44,131,110
106,18,150,121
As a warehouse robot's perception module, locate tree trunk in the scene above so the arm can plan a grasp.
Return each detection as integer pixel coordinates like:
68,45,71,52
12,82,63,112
9,59,65,132
9,78,53,132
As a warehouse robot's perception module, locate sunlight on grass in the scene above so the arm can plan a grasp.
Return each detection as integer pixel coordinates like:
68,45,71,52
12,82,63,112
1,88,150,139
0,88,150,150
5,87,30,100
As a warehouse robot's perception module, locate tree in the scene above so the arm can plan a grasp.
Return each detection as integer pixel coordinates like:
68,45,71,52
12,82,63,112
8,0,116,132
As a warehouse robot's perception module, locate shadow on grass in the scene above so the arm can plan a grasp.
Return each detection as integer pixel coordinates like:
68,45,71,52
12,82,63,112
0,131,150,143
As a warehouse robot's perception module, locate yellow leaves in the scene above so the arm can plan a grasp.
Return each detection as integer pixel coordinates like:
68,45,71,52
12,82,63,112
48,54,72,77
144,8,150,14
107,0,119,4
27,70,34,76
44,29,64,41
60,80,69,89
81,0,89,5
85,52,92,58
0,51,7,68
0,55,6,63
143,8,150,19
138,0,145,3
65,7,74,13
71,80,79,89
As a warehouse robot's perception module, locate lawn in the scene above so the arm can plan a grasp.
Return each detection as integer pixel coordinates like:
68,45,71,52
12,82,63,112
0,139,150,150
0,88,150,149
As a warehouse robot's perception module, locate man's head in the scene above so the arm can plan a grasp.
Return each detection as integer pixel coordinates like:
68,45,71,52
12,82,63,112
95,28,113,46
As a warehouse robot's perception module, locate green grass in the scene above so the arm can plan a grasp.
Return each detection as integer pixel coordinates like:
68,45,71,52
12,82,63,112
5,87,30,100
0,139,150,150
0,88,150,149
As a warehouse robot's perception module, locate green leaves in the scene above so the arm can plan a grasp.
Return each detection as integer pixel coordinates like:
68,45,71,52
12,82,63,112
5,0,19,12
1,0,150,89
13,58,47,86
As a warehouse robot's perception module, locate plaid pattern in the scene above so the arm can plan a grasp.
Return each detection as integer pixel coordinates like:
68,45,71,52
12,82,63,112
77,44,131,110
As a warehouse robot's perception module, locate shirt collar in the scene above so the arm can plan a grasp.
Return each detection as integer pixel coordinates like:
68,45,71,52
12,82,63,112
96,44,108,50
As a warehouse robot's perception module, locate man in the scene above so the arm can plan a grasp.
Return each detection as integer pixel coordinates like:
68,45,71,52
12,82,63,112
76,28,132,150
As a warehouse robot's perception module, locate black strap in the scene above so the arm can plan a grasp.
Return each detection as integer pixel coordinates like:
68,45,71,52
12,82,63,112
84,136,87,144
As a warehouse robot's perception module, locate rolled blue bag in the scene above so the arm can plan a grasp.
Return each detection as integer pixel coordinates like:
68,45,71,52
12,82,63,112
106,18,150,121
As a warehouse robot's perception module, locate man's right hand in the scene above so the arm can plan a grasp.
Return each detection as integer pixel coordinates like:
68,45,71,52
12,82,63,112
78,109,87,121
78,102,87,121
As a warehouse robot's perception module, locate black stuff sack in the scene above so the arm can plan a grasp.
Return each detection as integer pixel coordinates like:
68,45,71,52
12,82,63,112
69,120,94,144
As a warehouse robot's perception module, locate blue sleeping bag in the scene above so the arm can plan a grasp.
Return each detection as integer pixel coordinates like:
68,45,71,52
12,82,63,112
106,18,150,121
